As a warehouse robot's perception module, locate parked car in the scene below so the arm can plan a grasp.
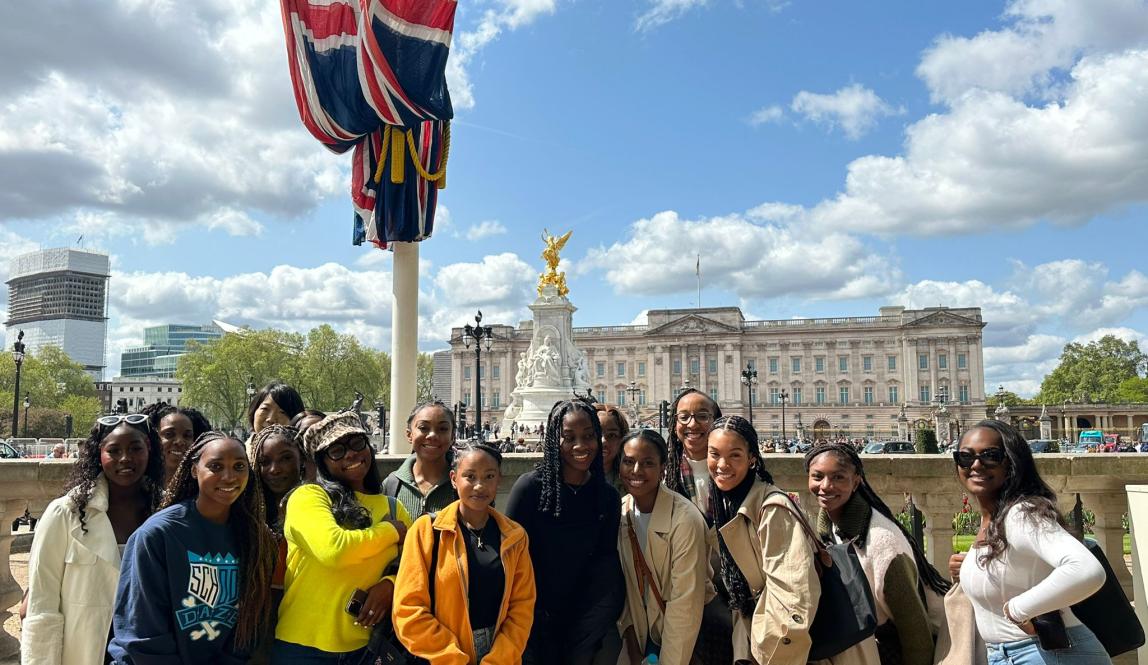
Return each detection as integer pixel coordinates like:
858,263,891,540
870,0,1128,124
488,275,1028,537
1026,439,1060,453
0,442,22,459
863,440,915,454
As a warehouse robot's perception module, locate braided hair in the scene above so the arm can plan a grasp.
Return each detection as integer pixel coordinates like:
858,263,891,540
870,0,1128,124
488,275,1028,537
664,388,723,498
804,443,951,596
163,432,274,651
250,424,307,530
709,415,773,615
66,418,164,534
536,399,604,518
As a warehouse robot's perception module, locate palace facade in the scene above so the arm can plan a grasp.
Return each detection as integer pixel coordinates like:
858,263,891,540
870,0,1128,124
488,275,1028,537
447,305,987,441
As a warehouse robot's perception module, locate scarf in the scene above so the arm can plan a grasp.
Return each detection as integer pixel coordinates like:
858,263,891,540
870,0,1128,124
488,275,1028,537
713,472,759,615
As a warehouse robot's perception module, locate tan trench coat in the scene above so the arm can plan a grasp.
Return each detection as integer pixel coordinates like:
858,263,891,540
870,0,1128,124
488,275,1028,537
716,479,879,665
616,485,714,665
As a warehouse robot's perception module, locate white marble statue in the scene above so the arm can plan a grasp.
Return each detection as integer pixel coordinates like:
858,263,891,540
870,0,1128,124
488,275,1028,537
531,335,562,385
515,351,530,387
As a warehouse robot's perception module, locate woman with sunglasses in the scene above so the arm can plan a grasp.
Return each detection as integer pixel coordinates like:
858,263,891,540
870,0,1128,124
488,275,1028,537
273,412,412,663
22,414,163,665
949,419,1109,664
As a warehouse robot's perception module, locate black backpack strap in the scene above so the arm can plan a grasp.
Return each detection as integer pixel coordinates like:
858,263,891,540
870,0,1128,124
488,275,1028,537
427,512,440,615
382,474,401,498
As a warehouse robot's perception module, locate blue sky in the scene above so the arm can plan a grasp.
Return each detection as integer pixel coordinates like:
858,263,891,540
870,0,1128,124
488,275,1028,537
2,0,1147,395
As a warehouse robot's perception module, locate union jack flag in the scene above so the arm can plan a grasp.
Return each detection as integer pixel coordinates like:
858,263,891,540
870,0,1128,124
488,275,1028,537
280,0,455,246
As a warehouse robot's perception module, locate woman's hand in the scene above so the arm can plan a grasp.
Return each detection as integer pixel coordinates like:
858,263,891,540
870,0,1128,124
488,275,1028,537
356,579,395,628
948,553,965,583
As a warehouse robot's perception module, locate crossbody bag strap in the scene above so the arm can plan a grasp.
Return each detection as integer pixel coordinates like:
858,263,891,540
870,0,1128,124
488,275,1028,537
428,512,440,615
625,514,667,613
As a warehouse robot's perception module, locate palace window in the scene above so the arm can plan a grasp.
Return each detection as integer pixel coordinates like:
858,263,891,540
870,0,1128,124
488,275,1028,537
769,357,779,374
839,356,849,372
617,361,626,377
919,354,929,370
863,386,874,405
920,386,931,402
863,356,872,372
596,362,605,378
816,386,826,404
888,386,899,403
958,353,967,369
939,354,948,370
888,355,897,370
815,356,825,373
792,357,802,373
839,387,850,404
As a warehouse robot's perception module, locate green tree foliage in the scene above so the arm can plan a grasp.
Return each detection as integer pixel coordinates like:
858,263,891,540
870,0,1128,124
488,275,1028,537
177,325,399,428
0,345,101,437
1115,377,1148,403
416,352,435,403
915,427,939,454
985,389,1033,407
1038,335,1147,404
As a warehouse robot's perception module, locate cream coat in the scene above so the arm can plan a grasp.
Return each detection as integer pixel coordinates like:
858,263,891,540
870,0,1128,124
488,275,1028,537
716,480,879,665
616,485,714,665
21,476,124,665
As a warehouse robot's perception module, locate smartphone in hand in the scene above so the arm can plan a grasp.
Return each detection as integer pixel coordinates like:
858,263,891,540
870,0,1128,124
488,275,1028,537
345,588,368,617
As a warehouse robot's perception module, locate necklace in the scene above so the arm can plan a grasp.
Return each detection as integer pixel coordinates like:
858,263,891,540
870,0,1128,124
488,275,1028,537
465,523,487,551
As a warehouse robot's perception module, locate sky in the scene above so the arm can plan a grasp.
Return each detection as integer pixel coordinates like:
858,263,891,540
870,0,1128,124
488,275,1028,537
2,0,1148,397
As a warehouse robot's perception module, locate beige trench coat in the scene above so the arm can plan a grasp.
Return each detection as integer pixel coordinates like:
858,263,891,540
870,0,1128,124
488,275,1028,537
616,485,714,665
716,480,879,665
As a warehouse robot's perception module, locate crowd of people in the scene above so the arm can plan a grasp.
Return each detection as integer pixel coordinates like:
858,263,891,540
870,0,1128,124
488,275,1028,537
17,382,1119,664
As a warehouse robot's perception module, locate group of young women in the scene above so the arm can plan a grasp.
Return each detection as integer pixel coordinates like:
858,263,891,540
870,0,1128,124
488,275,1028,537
20,381,1114,664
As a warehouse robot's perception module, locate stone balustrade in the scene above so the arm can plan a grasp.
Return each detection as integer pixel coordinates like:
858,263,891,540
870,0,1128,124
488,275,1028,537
3,453,1147,658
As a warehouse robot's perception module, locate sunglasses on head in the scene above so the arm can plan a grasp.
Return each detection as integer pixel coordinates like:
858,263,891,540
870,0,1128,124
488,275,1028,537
952,447,1006,469
325,436,369,461
97,413,150,430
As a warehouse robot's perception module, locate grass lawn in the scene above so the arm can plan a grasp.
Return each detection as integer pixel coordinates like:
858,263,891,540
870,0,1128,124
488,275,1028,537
951,533,1131,554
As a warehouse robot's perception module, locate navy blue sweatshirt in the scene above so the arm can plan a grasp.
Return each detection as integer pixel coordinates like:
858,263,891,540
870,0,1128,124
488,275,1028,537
107,499,246,665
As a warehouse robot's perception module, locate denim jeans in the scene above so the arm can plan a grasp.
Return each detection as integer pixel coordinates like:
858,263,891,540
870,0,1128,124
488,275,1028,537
985,624,1112,664
271,639,373,665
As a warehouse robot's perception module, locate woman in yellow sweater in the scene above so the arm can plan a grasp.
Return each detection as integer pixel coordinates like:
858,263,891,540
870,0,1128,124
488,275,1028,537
273,412,412,663
393,442,536,664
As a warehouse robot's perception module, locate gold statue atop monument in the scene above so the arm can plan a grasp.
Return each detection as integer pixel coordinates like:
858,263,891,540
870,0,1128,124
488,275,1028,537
538,229,573,297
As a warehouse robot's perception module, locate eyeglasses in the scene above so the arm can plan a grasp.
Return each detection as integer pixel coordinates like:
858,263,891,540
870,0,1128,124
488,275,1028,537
325,436,370,461
952,448,1005,469
97,414,150,430
676,412,713,425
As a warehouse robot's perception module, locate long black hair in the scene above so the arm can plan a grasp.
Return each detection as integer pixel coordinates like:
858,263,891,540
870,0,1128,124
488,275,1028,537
709,415,772,615
250,424,307,530
66,417,164,534
143,403,212,439
163,432,274,651
246,381,305,429
313,432,383,529
664,388,722,498
536,399,604,518
959,419,1065,566
805,443,951,595
595,403,630,479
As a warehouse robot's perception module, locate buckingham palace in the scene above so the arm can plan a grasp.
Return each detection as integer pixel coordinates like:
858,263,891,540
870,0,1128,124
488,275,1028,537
444,305,987,442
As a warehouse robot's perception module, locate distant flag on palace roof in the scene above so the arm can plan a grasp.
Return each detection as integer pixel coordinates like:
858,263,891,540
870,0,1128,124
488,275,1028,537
280,0,456,247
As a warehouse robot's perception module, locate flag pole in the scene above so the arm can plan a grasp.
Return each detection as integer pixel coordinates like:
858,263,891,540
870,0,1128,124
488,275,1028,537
696,253,701,309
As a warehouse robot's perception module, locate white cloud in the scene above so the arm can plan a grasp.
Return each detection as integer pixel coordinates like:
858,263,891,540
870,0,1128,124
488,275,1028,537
917,0,1148,104
805,49,1148,236
449,0,559,109
1072,327,1148,347
748,105,785,127
466,220,509,241
789,84,903,139
582,209,901,300
0,2,342,241
635,0,708,32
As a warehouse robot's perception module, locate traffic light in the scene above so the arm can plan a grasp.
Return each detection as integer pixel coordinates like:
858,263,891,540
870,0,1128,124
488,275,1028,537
64,414,73,438
658,400,670,430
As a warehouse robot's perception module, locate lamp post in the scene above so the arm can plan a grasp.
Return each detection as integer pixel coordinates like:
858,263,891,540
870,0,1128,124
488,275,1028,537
779,389,789,444
740,363,758,425
625,380,641,424
375,400,387,451
245,379,256,434
462,311,494,440
23,394,30,437
11,330,25,438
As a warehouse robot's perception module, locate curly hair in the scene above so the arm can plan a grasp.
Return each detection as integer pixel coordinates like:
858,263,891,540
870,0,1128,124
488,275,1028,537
805,443,951,596
312,434,382,530
66,418,164,534
163,432,274,651
250,424,308,530
709,415,773,616
664,388,723,498
536,399,605,518
142,403,212,438
958,419,1066,566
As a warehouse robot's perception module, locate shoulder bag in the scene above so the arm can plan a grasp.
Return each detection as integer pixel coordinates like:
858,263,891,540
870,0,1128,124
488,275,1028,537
769,492,878,661
1070,537,1144,656
368,505,438,665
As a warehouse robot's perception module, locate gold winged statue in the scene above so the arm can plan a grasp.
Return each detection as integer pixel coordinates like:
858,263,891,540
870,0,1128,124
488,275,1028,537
538,229,573,297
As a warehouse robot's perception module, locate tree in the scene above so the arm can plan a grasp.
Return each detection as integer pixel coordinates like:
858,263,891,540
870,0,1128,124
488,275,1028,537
1038,335,1147,404
986,389,1033,407
416,353,435,403
177,325,393,428
915,427,939,454
0,345,100,436
1116,377,1148,403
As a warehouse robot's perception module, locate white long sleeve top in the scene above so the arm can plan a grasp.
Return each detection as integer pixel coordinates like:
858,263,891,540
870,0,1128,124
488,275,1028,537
960,502,1105,644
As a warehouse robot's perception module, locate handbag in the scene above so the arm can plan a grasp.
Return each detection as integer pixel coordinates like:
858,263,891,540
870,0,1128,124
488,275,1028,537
771,493,878,661
932,583,987,665
1070,538,1145,656
366,506,439,665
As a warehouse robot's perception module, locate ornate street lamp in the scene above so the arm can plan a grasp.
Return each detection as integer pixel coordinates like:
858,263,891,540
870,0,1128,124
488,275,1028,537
462,311,494,439
779,389,789,443
740,363,758,425
11,330,25,437
625,380,641,424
